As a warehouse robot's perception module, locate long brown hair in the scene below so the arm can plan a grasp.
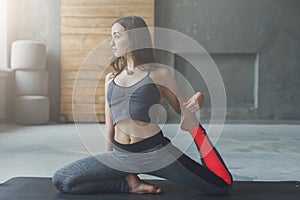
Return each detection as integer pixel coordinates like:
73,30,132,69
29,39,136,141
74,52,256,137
110,16,156,76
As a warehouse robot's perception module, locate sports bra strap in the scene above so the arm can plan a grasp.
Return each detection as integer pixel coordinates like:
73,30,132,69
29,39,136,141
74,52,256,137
147,69,151,76
147,65,154,76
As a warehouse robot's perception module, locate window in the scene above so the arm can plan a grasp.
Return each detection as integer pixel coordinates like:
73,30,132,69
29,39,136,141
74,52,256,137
0,0,8,68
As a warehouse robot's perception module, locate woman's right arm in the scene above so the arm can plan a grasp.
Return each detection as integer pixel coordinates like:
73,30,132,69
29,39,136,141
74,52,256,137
104,73,114,151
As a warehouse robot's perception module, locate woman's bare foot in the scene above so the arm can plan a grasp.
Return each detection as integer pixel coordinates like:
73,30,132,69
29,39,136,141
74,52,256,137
125,174,162,194
180,102,198,131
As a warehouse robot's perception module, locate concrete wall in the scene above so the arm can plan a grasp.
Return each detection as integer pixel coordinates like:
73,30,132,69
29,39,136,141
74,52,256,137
0,78,5,120
7,0,60,121
155,0,300,121
0,70,14,122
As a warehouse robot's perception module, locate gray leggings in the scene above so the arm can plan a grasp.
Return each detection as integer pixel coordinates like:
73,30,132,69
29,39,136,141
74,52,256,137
52,131,232,195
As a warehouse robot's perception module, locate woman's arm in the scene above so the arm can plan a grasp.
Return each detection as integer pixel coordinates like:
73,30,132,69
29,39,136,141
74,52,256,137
159,68,182,115
182,92,205,113
104,73,115,151
157,68,204,114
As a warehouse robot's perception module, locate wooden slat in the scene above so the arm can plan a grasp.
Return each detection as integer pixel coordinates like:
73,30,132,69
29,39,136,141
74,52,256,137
114,0,154,6
61,27,112,35
61,6,154,18
61,50,90,58
61,17,113,28
61,103,105,113
61,70,104,80
61,6,122,18
61,95,105,104
61,79,105,87
61,87,105,96
61,17,152,28
61,54,112,71
61,34,110,51
66,113,105,123
61,0,115,6
62,0,153,6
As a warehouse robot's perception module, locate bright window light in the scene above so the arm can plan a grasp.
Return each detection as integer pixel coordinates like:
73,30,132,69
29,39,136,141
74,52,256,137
0,0,8,68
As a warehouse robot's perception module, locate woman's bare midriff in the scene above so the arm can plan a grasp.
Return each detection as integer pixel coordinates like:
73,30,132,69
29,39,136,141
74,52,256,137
114,119,161,144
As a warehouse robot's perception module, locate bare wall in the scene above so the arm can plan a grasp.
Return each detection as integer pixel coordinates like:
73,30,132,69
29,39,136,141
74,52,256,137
155,0,300,121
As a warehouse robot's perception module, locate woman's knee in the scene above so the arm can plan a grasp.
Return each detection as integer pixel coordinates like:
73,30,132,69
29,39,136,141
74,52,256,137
52,169,74,193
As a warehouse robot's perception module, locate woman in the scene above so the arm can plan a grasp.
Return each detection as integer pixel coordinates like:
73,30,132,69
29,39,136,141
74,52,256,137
52,16,232,195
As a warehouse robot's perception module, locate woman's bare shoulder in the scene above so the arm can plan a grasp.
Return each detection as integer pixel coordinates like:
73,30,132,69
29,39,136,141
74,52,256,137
104,72,114,88
151,66,173,78
150,66,174,84
105,72,114,82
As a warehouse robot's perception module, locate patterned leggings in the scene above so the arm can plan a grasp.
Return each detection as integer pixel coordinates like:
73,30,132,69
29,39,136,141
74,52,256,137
52,126,232,195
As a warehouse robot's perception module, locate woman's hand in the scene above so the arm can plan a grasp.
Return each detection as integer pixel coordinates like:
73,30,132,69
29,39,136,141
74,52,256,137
182,92,204,113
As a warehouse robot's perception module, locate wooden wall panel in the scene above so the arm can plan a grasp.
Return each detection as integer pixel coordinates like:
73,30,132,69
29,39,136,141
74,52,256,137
60,0,154,122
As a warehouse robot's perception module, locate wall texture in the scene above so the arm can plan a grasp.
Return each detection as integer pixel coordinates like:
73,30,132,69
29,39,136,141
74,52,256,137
0,74,6,120
0,70,13,122
155,0,300,121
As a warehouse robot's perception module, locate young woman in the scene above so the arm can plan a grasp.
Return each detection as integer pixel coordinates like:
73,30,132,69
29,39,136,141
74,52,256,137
52,16,232,195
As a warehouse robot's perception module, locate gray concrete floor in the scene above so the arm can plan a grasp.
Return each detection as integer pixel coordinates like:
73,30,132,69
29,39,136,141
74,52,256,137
0,123,299,183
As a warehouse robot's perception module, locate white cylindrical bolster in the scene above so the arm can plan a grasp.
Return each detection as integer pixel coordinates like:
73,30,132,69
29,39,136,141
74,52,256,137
15,70,49,96
15,96,50,125
11,40,47,70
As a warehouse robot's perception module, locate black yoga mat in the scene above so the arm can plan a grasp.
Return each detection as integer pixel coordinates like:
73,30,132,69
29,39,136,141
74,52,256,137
0,177,299,200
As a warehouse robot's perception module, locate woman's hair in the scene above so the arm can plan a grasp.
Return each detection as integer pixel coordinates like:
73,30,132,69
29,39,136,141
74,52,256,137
110,16,156,76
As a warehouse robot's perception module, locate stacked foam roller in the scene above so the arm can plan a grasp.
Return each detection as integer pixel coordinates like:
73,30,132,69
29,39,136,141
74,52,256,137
11,40,49,125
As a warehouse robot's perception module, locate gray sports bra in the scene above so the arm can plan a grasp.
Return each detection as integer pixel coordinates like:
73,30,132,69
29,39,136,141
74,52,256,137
106,70,161,125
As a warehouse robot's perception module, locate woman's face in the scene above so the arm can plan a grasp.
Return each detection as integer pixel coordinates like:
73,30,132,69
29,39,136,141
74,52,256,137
110,23,130,57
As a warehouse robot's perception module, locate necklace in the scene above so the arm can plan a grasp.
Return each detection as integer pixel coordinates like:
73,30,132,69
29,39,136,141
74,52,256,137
125,67,134,75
